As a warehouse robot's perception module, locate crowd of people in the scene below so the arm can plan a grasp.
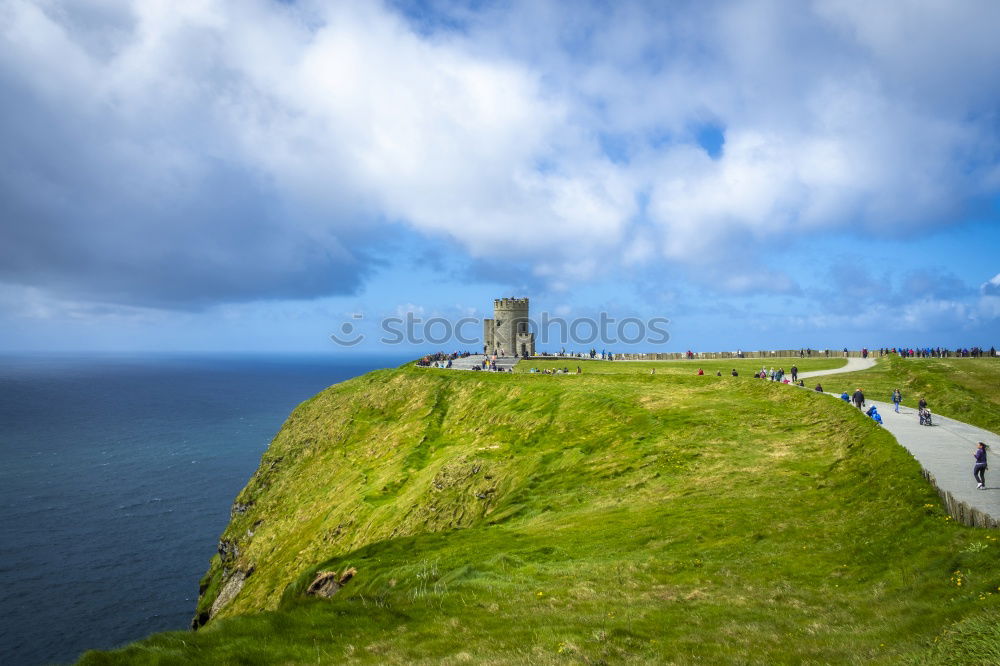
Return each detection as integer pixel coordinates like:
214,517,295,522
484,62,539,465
534,349,616,360
527,366,581,375
476,356,513,372
414,351,474,367
834,386,932,427
878,346,995,358
790,346,999,358
737,364,802,383
764,346,996,358
835,387,992,491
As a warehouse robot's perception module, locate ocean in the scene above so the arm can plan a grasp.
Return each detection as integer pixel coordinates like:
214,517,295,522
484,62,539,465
0,353,410,665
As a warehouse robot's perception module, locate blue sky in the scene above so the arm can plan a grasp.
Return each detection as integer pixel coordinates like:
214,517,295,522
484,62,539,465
1,0,998,353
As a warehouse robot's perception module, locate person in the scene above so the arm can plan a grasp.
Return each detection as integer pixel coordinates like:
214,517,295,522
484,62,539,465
918,397,928,411
840,391,850,403
814,383,823,392
852,387,865,410
891,388,902,413
974,442,988,490
731,368,738,377
577,366,581,374
791,365,798,382
919,406,933,426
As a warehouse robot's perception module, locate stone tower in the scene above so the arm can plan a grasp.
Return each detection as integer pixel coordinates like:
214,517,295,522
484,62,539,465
483,297,535,357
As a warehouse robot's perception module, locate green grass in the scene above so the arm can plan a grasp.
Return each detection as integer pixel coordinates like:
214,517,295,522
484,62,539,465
818,356,1000,433
79,364,1000,664
515,357,848,376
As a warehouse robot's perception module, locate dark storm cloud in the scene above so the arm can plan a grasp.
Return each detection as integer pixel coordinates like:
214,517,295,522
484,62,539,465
0,99,370,309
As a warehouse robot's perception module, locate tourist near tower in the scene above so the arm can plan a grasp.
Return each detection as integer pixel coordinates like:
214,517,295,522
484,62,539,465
483,297,535,357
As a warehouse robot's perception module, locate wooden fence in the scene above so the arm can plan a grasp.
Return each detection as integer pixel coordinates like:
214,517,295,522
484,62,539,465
922,469,998,528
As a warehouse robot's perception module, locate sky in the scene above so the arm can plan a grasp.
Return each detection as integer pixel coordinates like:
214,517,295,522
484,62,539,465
1,0,998,354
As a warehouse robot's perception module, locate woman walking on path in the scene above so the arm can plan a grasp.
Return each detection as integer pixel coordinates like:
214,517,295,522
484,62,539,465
974,442,988,490
892,388,902,413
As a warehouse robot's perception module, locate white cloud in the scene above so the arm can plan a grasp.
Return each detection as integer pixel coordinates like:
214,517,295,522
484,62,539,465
980,296,1000,320
982,274,1000,296
0,0,998,308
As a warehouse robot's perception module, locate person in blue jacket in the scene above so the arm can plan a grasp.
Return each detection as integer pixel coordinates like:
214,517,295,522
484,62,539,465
974,442,988,490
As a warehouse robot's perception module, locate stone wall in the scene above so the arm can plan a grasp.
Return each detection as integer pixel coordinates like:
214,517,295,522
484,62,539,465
613,349,879,360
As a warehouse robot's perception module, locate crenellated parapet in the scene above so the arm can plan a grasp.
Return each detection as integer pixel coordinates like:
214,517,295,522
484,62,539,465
493,297,530,312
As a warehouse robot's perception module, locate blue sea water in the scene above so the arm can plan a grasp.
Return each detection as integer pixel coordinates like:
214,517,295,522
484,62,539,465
0,353,410,666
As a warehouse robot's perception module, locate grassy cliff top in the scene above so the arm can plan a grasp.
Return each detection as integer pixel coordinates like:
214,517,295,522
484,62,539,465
81,360,1000,664
515,357,847,375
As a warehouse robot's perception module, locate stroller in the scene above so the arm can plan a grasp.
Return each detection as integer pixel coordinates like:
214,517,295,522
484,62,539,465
919,407,933,426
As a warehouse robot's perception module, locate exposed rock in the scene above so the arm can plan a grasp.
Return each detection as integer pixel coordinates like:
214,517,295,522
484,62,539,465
305,567,357,598
191,610,210,630
247,519,263,538
231,501,254,517
218,539,239,564
209,567,253,618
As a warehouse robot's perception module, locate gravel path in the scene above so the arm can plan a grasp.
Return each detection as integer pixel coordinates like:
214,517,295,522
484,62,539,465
797,357,1000,523
866,400,1000,518
796,356,877,378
